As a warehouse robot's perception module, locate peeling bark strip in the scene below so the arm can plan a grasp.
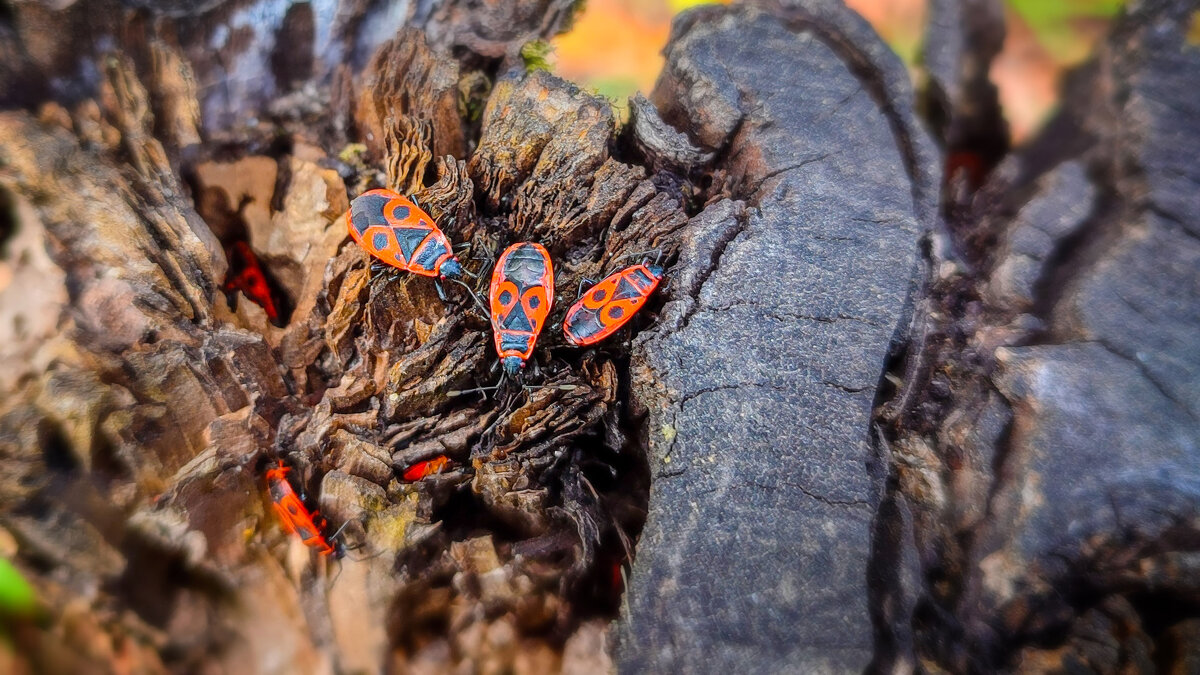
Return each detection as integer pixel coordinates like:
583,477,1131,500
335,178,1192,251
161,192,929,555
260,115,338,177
617,3,933,672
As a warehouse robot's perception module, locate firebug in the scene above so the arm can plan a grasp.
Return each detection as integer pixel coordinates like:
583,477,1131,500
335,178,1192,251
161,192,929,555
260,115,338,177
347,188,465,300
489,242,554,377
224,241,280,321
264,461,342,558
563,260,664,346
402,456,451,481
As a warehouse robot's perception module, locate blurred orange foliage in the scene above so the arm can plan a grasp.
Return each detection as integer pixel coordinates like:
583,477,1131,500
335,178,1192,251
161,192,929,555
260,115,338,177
554,0,1121,144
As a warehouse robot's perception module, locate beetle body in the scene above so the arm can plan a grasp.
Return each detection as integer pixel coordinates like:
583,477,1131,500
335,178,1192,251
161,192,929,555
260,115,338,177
347,188,463,280
224,241,280,321
489,242,554,377
265,461,339,557
402,456,451,481
563,263,664,346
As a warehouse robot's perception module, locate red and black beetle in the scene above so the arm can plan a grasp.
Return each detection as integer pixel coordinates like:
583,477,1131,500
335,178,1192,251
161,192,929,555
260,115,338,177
265,461,342,558
488,242,554,378
563,260,664,346
347,188,464,300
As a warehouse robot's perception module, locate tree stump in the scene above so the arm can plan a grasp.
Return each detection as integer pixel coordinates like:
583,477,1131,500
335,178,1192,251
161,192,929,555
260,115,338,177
1,0,1199,673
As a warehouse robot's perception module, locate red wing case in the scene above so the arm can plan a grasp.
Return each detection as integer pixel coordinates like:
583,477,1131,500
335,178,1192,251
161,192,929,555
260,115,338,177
265,462,336,556
347,188,456,278
489,242,554,364
402,456,451,481
563,263,663,346
223,241,280,321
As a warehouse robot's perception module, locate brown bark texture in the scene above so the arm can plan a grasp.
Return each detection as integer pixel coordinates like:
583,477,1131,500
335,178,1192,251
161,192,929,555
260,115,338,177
0,0,1197,674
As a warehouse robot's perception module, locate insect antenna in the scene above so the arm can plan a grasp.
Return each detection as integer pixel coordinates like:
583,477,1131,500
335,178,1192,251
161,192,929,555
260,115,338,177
521,383,578,394
327,519,352,542
324,518,384,568
610,248,663,266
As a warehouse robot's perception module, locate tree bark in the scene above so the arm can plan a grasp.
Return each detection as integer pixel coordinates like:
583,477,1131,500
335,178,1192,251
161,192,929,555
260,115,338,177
1,0,1199,673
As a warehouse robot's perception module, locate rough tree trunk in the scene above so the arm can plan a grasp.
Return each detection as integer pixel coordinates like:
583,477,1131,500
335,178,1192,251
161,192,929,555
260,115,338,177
616,3,935,671
0,0,1197,674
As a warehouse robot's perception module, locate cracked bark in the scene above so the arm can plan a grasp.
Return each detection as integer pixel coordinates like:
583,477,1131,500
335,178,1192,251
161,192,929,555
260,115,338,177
619,3,933,672
884,0,1200,671
3,0,1198,673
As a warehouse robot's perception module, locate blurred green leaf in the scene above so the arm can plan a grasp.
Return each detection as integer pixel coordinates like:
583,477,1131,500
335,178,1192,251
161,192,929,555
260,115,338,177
521,41,556,73
1007,0,1126,62
888,34,922,67
588,76,641,103
0,558,37,617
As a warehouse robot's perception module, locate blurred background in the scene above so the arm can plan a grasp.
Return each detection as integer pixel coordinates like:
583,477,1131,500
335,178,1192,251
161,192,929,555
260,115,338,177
554,0,1125,143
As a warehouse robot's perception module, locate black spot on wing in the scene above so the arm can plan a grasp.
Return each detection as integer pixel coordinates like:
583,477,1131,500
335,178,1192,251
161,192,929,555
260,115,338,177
565,308,604,341
394,227,429,262
389,204,411,222
372,232,391,251
612,277,642,301
350,193,390,236
501,304,533,332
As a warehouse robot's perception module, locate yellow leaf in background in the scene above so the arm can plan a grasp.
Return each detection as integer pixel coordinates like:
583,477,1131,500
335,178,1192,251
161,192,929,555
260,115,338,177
668,0,731,11
554,0,673,106
555,0,1122,144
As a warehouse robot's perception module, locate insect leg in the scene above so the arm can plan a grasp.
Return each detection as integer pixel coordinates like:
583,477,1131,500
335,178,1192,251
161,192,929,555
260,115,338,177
446,383,502,398
470,240,497,267
445,277,490,317
370,262,397,284
576,277,597,297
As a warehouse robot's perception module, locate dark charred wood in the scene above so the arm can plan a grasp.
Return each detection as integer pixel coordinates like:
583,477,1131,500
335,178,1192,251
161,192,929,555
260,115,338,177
2,0,1199,673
